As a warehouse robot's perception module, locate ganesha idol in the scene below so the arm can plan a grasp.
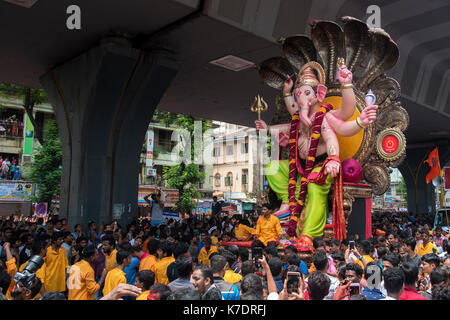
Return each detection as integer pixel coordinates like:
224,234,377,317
254,17,407,251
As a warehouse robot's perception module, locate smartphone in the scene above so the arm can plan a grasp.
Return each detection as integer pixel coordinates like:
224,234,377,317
286,271,301,294
349,283,360,295
349,240,355,250
253,247,263,268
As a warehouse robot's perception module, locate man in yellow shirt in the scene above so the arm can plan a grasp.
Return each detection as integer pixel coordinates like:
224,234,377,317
19,240,48,297
153,242,175,285
103,250,131,296
231,215,256,241
222,250,242,284
138,239,159,272
135,270,155,300
102,236,117,271
68,245,108,300
198,237,218,265
44,232,69,292
255,204,282,247
417,230,438,257
3,241,17,299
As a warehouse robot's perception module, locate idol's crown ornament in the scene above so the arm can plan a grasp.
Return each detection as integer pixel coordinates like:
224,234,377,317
294,61,325,89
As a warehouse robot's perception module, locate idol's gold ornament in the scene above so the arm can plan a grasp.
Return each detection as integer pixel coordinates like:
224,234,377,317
250,95,268,121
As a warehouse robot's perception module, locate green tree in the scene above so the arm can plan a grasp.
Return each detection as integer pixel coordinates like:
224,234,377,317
29,119,62,204
0,83,47,144
152,110,211,214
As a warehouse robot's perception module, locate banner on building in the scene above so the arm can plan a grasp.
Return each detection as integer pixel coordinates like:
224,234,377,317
146,130,154,167
0,181,33,201
23,113,34,155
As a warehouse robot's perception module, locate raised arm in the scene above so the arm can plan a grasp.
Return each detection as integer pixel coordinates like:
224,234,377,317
333,64,356,121
325,105,378,137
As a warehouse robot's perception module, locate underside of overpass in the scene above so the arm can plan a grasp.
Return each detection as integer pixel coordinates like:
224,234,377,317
1,0,450,226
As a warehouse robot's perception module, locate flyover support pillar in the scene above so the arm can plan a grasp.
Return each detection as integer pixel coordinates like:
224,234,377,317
40,38,178,229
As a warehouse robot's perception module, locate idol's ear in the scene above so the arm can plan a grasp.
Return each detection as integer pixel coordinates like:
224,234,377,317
316,84,328,102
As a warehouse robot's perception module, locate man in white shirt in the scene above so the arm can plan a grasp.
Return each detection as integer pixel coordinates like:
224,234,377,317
307,250,339,299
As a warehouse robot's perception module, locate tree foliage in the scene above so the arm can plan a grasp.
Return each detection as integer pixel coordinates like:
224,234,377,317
152,110,211,213
29,119,62,204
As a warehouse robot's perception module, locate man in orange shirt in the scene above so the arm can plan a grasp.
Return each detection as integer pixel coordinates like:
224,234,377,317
103,250,131,296
135,270,155,300
44,232,69,293
198,237,218,266
138,240,159,272
68,245,108,300
153,242,175,285
231,215,256,241
254,204,282,247
102,236,117,271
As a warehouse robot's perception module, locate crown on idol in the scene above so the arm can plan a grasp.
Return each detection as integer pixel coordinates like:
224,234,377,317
294,61,326,89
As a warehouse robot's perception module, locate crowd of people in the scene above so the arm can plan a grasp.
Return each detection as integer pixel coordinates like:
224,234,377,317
0,202,449,301
0,156,21,180
0,116,23,138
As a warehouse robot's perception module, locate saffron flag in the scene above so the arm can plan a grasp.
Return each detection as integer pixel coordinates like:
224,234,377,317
425,147,441,184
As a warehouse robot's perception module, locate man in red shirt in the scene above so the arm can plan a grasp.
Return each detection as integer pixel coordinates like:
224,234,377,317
399,262,427,300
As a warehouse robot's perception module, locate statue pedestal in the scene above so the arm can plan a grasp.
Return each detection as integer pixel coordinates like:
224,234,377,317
342,182,373,240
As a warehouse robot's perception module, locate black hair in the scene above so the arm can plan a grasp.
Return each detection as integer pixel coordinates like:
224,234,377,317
241,273,263,295
360,240,374,255
210,255,227,274
241,289,264,300
285,245,298,254
147,239,160,255
81,245,97,260
268,257,283,277
261,203,272,210
331,252,345,264
226,245,239,257
221,250,236,267
194,265,214,283
136,270,155,290
422,253,441,267
241,260,255,276
400,261,419,286
430,268,449,286
345,263,363,278
51,231,65,243
167,287,201,300
364,262,383,286
40,291,66,300
159,242,173,256
432,285,450,300
173,242,189,259
88,221,96,229
31,240,46,256
175,254,193,278
238,247,249,262
28,277,42,299
101,236,115,247
376,246,388,260
383,253,400,267
307,271,331,300
382,267,405,294
313,237,326,250
116,250,130,265
330,239,341,247
0,270,11,296
312,250,329,271
264,246,278,258
149,283,171,300
287,253,301,267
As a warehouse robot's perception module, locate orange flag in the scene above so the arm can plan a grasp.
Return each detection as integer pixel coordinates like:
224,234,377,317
425,147,441,184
